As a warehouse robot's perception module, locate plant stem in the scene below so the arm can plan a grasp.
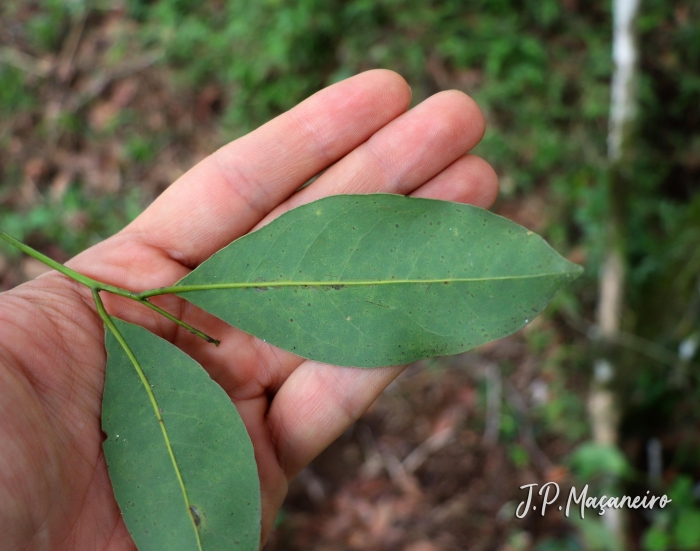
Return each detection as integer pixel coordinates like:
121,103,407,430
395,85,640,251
0,231,219,346
93,288,115,330
140,299,220,346
1,231,102,289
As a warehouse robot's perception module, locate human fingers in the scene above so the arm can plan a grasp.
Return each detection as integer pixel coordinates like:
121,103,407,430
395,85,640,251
266,362,403,478
256,89,486,226
411,153,499,208
123,70,412,268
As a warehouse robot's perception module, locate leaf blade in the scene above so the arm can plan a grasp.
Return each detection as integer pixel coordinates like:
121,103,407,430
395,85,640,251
176,194,582,367
102,319,260,551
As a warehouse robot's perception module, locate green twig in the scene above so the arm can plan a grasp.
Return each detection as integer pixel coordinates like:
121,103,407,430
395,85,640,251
1,231,219,346
140,299,219,346
1,231,103,289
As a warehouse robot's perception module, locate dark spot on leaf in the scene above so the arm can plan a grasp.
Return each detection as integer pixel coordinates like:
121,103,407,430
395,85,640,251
190,506,201,527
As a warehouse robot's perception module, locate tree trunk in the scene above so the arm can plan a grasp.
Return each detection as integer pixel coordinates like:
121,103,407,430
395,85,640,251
588,0,641,546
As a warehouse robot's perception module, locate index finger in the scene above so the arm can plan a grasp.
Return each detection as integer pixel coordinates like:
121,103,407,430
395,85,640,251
124,70,412,268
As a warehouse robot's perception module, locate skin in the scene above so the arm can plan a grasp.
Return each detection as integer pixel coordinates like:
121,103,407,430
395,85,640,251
0,70,498,551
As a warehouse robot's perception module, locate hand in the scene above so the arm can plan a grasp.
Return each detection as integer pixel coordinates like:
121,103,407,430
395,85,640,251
0,70,498,550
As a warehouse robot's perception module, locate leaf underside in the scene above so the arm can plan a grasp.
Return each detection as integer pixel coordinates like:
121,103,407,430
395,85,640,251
102,319,260,551
176,194,582,367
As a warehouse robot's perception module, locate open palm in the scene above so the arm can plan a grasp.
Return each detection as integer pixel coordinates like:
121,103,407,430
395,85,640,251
0,70,498,551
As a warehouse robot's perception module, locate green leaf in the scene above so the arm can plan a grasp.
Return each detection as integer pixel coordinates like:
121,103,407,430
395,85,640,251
569,442,631,479
176,194,582,367
643,527,670,551
102,319,260,551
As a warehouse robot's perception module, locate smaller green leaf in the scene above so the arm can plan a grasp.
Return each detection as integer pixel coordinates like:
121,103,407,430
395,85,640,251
102,319,260,551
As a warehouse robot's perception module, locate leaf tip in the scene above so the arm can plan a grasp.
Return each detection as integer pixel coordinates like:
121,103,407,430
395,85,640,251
570,261,585,279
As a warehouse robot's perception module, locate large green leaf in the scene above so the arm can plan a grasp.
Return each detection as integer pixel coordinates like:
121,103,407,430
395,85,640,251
175,194,582,367
102,319,260,551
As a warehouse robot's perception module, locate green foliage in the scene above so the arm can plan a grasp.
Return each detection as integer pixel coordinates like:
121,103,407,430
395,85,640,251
643,476,700,551
24,0,71,53
535,377,588,442
125,0,613,187
508,443,530,468
567,515,621,551
569,442,631,481
0,66,34,114
619,1,700,349
125,135,158,164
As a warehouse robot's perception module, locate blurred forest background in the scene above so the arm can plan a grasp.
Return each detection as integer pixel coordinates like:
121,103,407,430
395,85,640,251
1,1,699,549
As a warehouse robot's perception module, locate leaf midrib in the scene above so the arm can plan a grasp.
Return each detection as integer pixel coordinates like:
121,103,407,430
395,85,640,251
147,270,579,298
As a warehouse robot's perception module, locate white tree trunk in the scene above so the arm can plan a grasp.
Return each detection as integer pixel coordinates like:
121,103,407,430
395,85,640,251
608,0,642,163
588,0,641,546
